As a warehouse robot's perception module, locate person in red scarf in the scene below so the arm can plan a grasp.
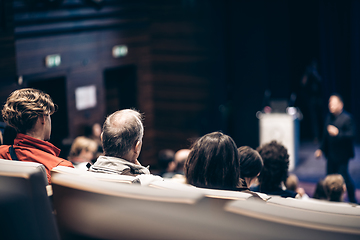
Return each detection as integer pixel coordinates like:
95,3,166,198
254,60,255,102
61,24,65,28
0,88,73,184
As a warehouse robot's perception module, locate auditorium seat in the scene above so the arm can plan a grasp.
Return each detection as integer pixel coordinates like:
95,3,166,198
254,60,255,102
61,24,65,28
0,158,48,184
51,165,136,184
267,196,360,215
225,199,360,239
52,173,360,240
0,159,60,240
51,173,207,239
150,179,264,200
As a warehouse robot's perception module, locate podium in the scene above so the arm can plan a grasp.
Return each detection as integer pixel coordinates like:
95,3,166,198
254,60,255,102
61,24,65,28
259,113,299,171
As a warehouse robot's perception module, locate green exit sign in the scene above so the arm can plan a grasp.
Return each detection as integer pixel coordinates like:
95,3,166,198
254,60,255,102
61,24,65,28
112,45,128,58
45,54,61,68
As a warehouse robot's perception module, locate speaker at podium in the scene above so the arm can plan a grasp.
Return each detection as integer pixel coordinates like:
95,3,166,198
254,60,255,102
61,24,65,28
257,99,300,172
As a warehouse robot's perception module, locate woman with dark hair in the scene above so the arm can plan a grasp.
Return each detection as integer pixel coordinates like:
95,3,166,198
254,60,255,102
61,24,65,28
238,146,263,188
184,132,263,202
254,141,297,198
184,132,240,190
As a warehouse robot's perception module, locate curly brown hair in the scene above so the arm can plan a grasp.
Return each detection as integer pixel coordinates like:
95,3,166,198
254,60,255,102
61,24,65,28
2,88,55,133
256,141,289,192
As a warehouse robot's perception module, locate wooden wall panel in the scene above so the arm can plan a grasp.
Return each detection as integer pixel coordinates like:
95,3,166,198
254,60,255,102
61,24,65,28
15,30,149,75
0,0,216,167
0,0,16,80
149,1,213,154
1,0,156,165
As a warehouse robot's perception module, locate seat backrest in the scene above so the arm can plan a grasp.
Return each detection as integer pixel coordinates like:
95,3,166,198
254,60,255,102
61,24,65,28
52,173,360,240
267,196,360,215
0,159,60,240
225,199,360,239
0,158,48,185
150,179,264,200
52,165,136,183
51,173,205,239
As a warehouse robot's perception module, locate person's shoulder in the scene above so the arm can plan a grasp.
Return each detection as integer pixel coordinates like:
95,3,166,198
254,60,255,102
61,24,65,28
281,189,297,198
339,111,354,123
58,159,74,168
0,144,9,151
0,145,10,158
340,110,352,118
31,150,73,168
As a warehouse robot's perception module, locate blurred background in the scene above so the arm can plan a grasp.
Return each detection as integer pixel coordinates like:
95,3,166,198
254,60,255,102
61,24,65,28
0,0,359,178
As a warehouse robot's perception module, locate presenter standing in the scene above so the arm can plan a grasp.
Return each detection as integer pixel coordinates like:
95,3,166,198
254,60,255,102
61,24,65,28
315,94,357,203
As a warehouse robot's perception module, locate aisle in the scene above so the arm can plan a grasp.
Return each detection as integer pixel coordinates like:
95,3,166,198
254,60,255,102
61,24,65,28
294,141,360,201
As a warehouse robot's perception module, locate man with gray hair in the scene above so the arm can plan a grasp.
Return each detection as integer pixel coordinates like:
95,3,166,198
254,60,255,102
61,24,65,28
89,109,150,176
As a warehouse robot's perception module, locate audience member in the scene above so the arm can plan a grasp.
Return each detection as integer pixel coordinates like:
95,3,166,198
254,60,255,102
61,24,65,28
285,174,309,199
237,146,263,188
158,149,175,176
89,109,150,176
68,136,98,170
313,179,327,200
84,122,103,153
254,141,297,198
185,132,239,190
323,174,346,202
184,132,263,200
163,149,190,178
0,88,73,183
315,93,357,203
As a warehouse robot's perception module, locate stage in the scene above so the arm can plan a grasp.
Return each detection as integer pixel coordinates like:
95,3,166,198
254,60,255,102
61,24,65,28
293,141,360,201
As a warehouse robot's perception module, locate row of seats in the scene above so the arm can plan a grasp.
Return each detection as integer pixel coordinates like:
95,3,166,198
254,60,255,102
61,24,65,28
1,159,360,240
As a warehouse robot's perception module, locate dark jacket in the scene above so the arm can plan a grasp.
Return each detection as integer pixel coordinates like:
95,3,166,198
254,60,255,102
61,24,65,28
320,111,355,162
251,185,297,198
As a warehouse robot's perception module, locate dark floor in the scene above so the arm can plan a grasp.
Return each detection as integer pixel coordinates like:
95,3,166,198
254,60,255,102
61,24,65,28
293,141,360,202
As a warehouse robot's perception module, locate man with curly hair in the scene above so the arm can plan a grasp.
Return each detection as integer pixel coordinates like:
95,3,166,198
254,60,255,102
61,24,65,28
253,141,297,198
0,88,73,183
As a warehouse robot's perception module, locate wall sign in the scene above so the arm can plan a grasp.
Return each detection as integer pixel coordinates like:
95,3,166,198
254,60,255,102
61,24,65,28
75,85,97,110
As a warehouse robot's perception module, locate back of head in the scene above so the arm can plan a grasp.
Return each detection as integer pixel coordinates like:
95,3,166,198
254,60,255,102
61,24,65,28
313,179,327,200
285,174,299,192
68,136,98,160
102,109,143,158
184,131,240,190
256,141,289,191
238,146,263,179
2,88,55,134
323,174,345,202
158,149,175,169
174,149,191,172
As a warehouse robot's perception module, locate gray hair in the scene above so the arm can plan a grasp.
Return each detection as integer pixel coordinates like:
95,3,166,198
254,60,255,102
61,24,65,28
102,109,144,158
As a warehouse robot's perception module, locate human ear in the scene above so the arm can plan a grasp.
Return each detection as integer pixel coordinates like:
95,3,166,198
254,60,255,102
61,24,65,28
134,140,142,154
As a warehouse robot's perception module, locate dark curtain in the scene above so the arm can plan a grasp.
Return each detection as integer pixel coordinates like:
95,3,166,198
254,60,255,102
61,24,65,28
319,0,360,142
